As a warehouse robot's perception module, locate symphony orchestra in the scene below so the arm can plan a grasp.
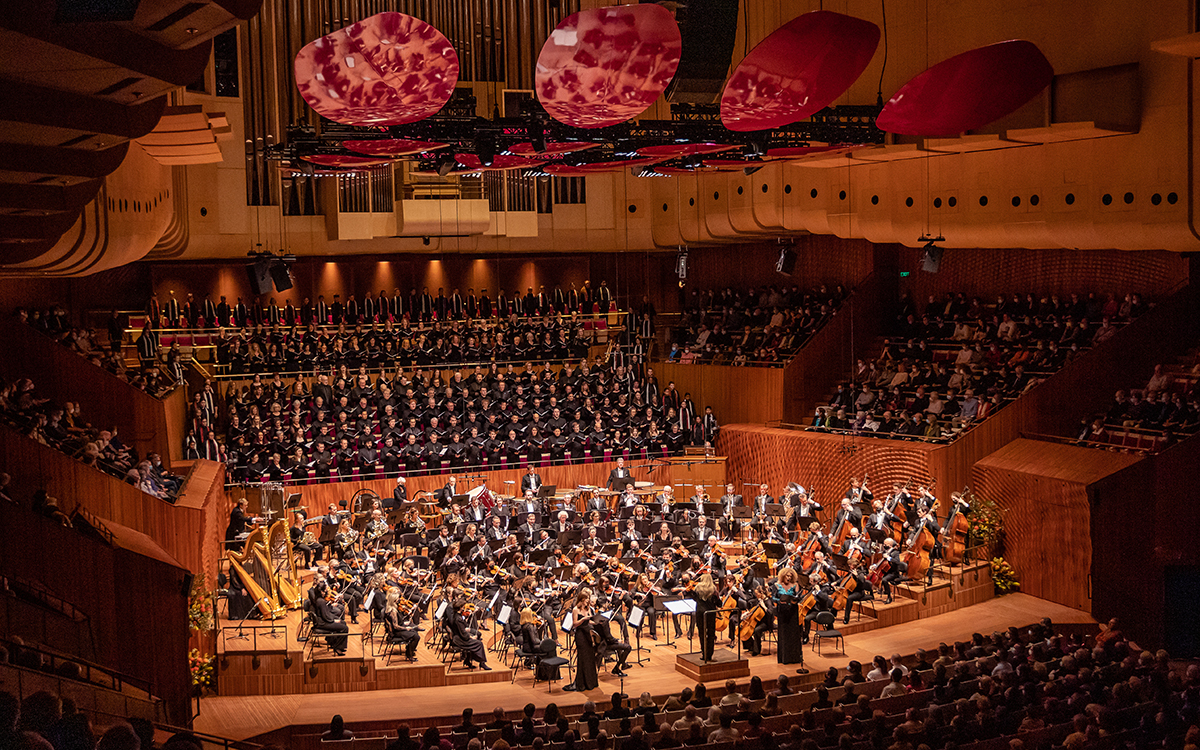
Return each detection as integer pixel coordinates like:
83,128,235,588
225,467,975,687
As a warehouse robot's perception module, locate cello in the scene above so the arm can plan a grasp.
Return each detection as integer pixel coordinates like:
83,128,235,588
831,571,858,612
713,574,741,633
738,585,769,643
798,523,825,570
883,478,912,542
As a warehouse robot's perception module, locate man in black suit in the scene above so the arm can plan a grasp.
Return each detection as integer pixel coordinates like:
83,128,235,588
605,457,632,490
834,497,863,534
692,515,714,542
514,491,540,516
388,476,407,510
518,512,540,539
435,476,459,508
520,465,542,495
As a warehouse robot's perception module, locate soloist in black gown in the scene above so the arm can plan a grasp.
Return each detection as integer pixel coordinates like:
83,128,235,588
572,612,600,691
774,584,804,664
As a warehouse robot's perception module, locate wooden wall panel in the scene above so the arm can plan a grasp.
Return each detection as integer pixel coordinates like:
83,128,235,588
896,247,1189,303
0,425,215,576
0,499,191,725
970,464,1093,610
782,261,896,424
653,362,785,426
717,425,939,514
239,456,665,522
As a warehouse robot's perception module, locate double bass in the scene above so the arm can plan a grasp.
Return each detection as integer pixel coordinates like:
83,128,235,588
882,478,912,542
940,492,970,564
900,499,938,583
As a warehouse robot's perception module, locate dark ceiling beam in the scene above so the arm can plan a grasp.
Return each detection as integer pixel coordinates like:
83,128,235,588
0,142,131,179
0,179,102,212
0,81,169,139
0,2,214,87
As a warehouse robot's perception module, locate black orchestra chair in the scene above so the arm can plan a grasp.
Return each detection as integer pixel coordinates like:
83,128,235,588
299,600,339,658
510,643,569,692
811,611,844,655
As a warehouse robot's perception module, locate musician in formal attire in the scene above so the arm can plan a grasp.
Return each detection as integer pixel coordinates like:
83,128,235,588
383,589,421,661
520,466,543,495
692,515,715,542
799,572,837,645
718,483,743,538
606,457,632,490
689,573,720,662
224,498,255,548
841,561,872,625
290,510,321,568
877,537,906,604
867,499,904,537
448,596,491,670
308,581,350,655
390,476,408,509
321,503,342,560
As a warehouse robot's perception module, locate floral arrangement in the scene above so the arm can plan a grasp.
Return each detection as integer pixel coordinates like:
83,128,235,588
991,557,1021,595
188,573,214,632
967,493,1004,554
188,648,214,688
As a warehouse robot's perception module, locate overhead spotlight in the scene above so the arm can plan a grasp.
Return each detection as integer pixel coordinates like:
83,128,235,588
775,245,796,275
743,164,765,176
675,246,688,286
918,234,946,274
435,153,456,177
474,132,496,167
526,116,547,154
422,236,431,246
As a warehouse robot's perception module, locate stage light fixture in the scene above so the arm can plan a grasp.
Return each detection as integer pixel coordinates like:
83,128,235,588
475,133,496,167
435,153,457,177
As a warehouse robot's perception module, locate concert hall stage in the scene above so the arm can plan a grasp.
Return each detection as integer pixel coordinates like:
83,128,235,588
198,593,1095,743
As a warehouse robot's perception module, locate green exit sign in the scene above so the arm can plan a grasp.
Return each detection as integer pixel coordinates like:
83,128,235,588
900,271,911,277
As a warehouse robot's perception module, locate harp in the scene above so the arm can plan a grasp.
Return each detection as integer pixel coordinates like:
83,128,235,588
227,526,285,619
266,519,302,609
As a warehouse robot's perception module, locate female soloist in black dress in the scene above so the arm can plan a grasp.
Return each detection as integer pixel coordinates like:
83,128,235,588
565,590,599,691
774,567,805,665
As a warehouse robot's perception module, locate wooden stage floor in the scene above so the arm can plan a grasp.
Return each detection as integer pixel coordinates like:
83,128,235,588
196,593,1094,742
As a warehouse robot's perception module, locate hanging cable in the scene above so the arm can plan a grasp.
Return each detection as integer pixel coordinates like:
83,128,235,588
876,0,888,106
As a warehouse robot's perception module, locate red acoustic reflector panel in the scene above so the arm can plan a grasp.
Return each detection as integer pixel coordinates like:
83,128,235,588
294,12,460,127
636,143,738,158
876,40,1053,136
535,5,682,129
721,11,880,132
508,142,601,156
301,154,393,167
342,139,449,156
453,154,548,171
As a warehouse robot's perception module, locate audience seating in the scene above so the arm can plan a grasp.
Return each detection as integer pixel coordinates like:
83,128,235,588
665,284,848,367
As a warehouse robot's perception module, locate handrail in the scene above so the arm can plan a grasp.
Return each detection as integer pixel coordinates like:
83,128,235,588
218,623,290,653
210,354,613,383
223,446,680,489
0,632,154,697
114,310,630,336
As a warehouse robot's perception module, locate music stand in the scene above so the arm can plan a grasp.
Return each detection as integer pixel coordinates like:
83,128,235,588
664,598,696,655
538,485,558,497
866,527,890,545
614,477,636,493
627,606,650,666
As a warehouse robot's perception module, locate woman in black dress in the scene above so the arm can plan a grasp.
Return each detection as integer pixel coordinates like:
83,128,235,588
518,606,561,680
448,596,491,670
689,573,719,662
773,567,805,665
565,589,599,692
